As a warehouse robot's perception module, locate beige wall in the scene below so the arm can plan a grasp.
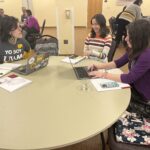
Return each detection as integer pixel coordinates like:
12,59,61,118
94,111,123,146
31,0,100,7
32,0,56,26
102,0,150,25
32,0,88,27
0,0,22,19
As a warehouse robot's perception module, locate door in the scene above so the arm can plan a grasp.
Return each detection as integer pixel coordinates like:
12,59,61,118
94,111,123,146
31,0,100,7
87,0,103,27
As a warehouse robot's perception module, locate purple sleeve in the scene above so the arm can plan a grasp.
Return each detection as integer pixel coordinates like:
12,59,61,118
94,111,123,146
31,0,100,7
121,50,150,84
114,53,129,68
26,18,34,28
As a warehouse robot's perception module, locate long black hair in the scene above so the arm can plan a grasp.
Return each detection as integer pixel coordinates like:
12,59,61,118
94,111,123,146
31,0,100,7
127,19,150,60
0,16,18,42
90,13,109,38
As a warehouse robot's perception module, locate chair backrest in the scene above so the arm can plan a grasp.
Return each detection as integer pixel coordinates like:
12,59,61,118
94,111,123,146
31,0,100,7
35,35,59,56
108,40,117,62
109,17,118,37
40,19,46,35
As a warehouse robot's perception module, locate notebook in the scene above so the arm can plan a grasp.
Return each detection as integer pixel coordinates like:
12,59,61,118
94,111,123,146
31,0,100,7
14,52,49,75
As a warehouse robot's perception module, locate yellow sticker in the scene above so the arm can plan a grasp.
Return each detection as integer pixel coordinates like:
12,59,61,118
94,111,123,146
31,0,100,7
18,44,23,49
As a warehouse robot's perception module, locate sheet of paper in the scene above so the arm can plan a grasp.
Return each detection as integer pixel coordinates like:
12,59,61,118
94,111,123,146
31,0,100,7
0,76,32,92
0,63,21,70
90,69,129,92
0,63,22,78
91,78,129,92
61,56,86,64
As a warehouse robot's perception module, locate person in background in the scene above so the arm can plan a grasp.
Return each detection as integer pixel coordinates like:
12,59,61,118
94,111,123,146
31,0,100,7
84,13,112,62
0,16,31,63
0,8,5,17
24,9,40,37
21,7,27,23
115,0,143,47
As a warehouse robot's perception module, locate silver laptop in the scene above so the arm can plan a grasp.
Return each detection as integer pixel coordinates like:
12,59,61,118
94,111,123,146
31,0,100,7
69,56,91,80
14,52,49,75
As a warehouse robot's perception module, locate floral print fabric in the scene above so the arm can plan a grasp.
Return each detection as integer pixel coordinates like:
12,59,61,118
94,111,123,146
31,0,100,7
115,111,150,145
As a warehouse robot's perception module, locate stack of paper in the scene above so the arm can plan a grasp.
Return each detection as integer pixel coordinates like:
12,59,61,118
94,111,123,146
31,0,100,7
62,56,86,64
0,75,32,92
0,63,21,77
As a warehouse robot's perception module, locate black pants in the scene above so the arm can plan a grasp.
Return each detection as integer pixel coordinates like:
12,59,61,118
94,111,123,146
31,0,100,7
115,19,129,47
127,87,150,118
25,27,40,49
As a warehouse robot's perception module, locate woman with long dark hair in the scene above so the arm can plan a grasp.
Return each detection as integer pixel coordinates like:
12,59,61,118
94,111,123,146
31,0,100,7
0,16,31,63
88,19,150,145
84,13,112,62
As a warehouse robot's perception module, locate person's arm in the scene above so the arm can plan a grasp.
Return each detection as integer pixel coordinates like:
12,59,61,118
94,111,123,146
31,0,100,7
89,70,122,82
100,35,112,60
84,36,91,56
20,39,33,59
88,53,129,82
120,50,150,84
88,52,129,71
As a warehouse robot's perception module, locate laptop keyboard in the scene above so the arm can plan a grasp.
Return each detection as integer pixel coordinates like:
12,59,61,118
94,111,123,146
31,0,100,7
74,67,90,79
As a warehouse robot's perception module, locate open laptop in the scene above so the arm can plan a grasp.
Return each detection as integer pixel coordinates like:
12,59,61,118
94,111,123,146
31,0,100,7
69,57,91,80
14,52,49,75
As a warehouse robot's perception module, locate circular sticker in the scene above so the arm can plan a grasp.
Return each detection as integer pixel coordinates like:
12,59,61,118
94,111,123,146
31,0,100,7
28,57,35,64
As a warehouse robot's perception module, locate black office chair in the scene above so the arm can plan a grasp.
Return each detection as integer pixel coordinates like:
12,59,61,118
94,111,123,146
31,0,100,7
35,35,59,56
108,40,117,62
108,125,150,150
40,19,46,35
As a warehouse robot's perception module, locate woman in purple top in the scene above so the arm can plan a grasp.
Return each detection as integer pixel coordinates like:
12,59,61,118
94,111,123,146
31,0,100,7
88,19,150,116
24,9,40,33
23,9,40,48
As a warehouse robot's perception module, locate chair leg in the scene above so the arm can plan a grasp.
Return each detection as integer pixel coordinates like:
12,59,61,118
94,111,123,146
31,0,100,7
100,132,106,150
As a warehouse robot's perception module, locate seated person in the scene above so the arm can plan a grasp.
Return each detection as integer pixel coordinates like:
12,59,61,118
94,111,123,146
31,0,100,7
0,16,31,63
0,8,5,17
23,9,40,37
84,13,112,62
88,19,150,145
22,9,40,49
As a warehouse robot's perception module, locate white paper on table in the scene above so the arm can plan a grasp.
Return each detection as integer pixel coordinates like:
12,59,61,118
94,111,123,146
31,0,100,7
90,69,129,92
0,76,32,92
91,78,130,92
0,63,21,70
0,63,22,78
61,56,86,64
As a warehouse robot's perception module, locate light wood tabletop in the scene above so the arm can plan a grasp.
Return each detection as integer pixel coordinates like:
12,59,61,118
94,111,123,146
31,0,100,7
0,56,130,150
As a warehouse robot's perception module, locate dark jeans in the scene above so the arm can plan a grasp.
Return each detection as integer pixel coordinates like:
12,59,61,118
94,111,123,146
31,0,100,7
127,87,150,118
115,19,129,47
24,27,40,49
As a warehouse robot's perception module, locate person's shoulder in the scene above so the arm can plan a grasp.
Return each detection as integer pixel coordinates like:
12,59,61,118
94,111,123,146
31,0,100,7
128,3,140,9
